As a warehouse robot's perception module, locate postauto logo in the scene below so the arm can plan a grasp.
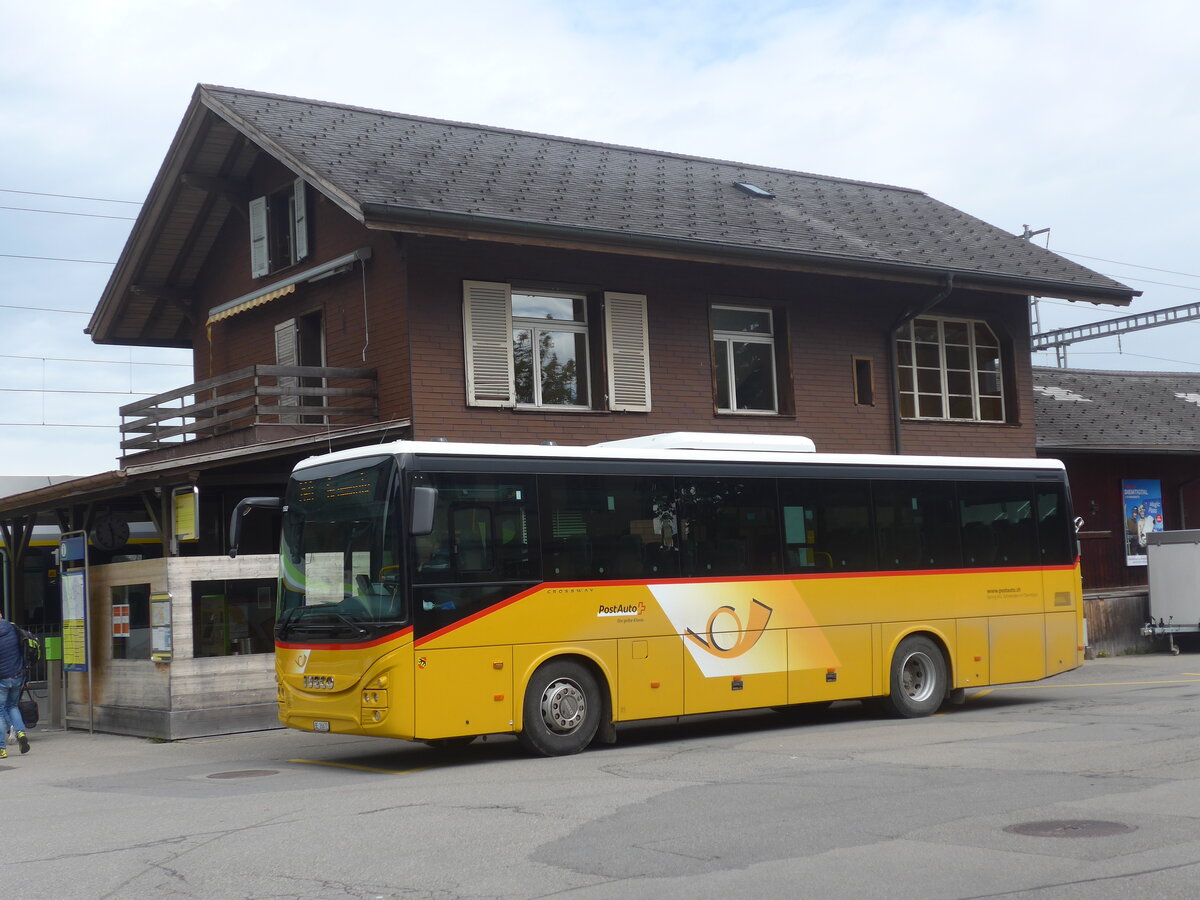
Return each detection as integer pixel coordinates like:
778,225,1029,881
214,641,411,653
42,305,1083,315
684,598,773,659
597,601,646,617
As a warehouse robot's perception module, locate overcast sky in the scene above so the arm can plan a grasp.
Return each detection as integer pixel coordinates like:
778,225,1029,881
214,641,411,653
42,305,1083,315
2,0,1197,476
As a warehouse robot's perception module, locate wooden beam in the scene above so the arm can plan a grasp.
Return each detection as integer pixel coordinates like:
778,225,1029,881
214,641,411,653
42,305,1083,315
179,172,249,222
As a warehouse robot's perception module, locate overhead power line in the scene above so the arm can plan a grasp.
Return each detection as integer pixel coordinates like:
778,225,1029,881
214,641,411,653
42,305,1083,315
1,303,92,315
0,353,189,367
1055,250,1200,281
0,422,118,430
0,204,137,221
0,253,115,265
0,387,156,397
0,188,141,205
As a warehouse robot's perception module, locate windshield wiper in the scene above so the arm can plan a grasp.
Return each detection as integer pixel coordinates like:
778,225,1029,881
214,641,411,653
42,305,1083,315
276,607,368,640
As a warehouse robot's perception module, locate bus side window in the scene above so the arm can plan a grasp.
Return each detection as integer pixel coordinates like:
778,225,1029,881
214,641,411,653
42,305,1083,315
677,477,779,577
781,479,875,573
450,504,494,574
1036,486,1072,565
958,482,1036,567
539,474,676,580
873,480,960,570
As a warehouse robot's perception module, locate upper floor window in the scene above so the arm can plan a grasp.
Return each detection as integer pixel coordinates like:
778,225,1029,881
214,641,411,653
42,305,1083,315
712,305,778,413
896,316,1004,422
512,291,590,408
250,178,309,277
463,281,651,412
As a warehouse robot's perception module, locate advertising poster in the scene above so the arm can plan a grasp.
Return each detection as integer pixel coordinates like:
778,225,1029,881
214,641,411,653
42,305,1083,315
1123,479,1163,567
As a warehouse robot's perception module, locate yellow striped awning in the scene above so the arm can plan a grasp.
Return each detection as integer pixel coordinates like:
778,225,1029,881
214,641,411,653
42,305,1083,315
205,283,295,326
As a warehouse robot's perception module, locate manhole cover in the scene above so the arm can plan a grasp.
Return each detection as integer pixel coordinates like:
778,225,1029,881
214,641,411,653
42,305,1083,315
1005,820,1135,838
207,769,279,779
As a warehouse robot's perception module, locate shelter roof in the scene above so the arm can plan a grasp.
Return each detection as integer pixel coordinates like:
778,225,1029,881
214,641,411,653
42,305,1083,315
1034,367,1200,453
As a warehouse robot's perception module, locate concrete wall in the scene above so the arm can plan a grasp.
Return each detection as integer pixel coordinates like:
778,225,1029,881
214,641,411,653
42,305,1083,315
67,554,278,740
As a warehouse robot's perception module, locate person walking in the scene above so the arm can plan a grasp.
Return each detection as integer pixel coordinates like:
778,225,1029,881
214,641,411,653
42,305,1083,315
0,611,31,758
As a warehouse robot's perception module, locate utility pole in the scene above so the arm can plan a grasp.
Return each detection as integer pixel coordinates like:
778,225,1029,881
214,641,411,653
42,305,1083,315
1021,225,1051,336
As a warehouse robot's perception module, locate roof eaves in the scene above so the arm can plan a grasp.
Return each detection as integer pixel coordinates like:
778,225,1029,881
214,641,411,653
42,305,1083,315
360,203,1138,305
88,89,214,342
197,85,366,227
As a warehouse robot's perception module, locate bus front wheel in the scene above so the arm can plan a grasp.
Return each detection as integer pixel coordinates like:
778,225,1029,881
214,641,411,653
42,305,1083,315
885,635,947,718
518,660,602,756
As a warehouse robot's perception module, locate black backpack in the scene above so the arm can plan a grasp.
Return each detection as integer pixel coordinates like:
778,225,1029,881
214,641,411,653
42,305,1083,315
15,626,39,673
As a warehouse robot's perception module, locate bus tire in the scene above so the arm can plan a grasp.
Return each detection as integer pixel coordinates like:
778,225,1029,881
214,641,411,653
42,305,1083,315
885,635,946,718
518,660,602,756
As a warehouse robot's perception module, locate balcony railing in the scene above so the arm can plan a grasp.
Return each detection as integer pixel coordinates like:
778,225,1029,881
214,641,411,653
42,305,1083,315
119,365,378,454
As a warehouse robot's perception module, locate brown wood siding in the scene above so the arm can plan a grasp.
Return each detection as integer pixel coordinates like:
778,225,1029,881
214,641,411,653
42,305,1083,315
185,173,1035,461
405,236,1035,456
1047,451,1200,592
191,158,413,422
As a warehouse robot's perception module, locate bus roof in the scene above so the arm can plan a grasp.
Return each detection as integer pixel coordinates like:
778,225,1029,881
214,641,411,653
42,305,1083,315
291,434,1066,475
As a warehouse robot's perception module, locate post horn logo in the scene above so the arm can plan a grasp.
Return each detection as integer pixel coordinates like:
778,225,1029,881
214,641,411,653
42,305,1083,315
684,598,773,658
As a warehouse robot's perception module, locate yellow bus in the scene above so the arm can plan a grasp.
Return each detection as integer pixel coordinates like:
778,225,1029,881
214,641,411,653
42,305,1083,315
235,433,1083,756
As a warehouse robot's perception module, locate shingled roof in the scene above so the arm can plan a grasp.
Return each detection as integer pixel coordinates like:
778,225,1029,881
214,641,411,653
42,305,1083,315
1034,367,1200,453
90,84,1138,347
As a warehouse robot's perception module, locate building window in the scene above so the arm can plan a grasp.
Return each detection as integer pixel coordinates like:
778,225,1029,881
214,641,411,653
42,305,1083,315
853,357,875,406
896,316,1004,422
249,178,309,277
712,305,777,413
192,578,277,657
512,291,590,408
110,583,151,660
463,281,650,412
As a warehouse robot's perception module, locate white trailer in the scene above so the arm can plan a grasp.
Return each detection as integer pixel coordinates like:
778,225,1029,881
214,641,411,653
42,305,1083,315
1141,530,1200,654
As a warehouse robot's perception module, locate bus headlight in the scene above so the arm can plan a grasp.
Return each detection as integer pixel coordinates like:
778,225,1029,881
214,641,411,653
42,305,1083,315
366,675,388,689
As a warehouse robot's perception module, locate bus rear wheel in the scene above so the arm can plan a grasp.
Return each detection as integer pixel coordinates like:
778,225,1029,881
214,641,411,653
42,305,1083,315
885,635,947,718
518,660,602,756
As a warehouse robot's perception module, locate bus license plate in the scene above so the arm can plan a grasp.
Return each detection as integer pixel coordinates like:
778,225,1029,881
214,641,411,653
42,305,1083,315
313,721,330,732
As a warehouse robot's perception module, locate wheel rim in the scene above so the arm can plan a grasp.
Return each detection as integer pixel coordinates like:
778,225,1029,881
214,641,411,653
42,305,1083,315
540,677,587,734
900,651,936,703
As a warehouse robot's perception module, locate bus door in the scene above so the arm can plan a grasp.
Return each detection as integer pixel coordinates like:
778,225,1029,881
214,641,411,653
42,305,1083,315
410,474,539,740
1036,483,1082,675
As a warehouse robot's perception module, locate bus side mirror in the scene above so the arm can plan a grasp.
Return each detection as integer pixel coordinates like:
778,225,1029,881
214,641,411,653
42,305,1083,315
229,496,284,558
410,486,437,536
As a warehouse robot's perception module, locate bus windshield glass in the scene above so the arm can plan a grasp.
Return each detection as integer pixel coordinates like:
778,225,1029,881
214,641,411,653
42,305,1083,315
277,455,404,642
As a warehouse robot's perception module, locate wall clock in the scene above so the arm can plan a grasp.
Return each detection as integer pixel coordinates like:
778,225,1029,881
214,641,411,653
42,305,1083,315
92,514,130,551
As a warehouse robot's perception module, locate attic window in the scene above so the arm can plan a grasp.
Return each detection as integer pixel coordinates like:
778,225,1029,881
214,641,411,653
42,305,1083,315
733,182,775,199
249,178,309,278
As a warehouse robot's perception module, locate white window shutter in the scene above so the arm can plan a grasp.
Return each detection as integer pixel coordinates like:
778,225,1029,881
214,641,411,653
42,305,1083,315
292,178,309,263
274,318,300,424
463,281,514,407
604,292,651,411
249,196,269,277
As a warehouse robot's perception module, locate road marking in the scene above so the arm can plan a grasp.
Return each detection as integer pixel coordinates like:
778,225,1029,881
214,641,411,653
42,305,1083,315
288,758,431,775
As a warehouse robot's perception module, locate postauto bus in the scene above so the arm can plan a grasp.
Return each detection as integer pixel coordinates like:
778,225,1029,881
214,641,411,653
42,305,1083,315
230,433,1083,756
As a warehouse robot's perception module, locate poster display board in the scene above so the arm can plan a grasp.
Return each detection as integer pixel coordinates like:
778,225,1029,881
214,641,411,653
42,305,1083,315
1123,479,1164,567
173,486,199,542
60,533,89,672
151,592,173,662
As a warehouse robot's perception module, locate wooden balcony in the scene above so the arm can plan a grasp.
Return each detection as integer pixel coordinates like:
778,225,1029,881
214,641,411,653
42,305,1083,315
119,365,378,457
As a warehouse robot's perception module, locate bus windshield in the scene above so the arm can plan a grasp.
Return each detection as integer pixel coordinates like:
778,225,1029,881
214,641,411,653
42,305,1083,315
277,455,404,642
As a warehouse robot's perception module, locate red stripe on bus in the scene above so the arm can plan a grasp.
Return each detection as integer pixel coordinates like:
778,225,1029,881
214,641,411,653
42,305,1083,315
412,562,1079,647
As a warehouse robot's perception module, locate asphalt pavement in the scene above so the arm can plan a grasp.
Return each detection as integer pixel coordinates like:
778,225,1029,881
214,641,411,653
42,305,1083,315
6,653,1200,899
